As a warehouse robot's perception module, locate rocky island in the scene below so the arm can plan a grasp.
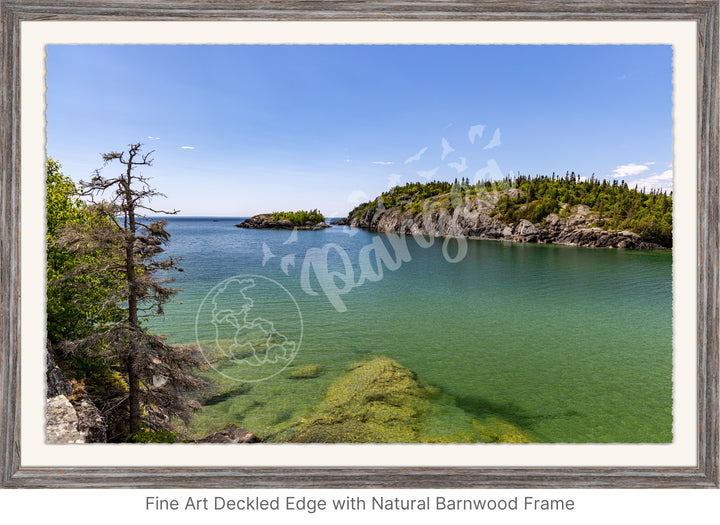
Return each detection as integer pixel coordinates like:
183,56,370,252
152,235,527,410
343,176,672,249
236,209,330,230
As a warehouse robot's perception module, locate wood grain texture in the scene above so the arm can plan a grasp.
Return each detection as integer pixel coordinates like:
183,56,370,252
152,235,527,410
1,0,718,488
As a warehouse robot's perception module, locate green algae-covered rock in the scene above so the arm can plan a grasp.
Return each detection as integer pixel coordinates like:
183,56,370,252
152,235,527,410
285,356,435,442
287,364,325,379
276,356,536,443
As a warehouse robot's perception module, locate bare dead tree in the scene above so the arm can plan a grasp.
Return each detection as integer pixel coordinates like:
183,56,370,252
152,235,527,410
56,143,205,439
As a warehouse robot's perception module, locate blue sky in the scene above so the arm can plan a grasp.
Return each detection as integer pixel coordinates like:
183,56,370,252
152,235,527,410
46,45,673,217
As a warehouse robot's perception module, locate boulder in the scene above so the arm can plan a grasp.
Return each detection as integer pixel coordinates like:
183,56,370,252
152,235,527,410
46,395,84,443
513,219,541,242
46,340,107,443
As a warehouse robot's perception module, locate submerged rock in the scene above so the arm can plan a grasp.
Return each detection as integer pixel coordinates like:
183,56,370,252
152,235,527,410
195,424,258,443
287,364,325,379
276,356,535,444
284,356,435,443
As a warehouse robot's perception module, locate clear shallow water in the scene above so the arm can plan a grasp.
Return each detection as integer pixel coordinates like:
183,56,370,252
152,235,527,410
147,217,673,443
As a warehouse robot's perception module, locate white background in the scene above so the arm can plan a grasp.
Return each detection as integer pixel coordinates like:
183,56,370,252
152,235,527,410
1,488,719,523
6,19,717,518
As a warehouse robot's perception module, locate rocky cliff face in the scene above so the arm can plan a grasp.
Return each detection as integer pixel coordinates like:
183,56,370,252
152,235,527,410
46,342,107,443
348,196,664,250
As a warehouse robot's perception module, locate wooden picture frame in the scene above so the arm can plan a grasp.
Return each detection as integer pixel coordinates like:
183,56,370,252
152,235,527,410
1,0,717,488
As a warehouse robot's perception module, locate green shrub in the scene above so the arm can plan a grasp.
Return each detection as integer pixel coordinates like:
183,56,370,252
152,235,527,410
271,209,325,225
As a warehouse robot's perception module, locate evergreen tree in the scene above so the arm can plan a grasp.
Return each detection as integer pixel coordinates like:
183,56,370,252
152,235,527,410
55,144,205,439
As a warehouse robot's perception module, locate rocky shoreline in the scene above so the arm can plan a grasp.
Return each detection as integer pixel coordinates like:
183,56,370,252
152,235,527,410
236,214,330,230
345,197,665,250
46,339,259,444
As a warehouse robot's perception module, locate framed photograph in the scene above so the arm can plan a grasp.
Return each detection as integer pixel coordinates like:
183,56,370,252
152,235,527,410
1,1,717,488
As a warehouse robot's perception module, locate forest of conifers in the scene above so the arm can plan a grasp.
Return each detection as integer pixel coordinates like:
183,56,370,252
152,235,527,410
349,173,673,247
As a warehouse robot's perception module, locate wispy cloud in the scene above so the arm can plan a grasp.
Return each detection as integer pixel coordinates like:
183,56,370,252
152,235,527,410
147,136,160,140
441,138,454,160
631,170,673,192
417,167,439,180
387,173,403,189
180,146,195,150
405,147,428,164
610,162,650,179
483,128,501,150
373,161,393,165
347,190,369,208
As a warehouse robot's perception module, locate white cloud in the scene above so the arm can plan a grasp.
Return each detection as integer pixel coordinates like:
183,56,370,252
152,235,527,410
387,173,403,189
417,167,439,180
180,146,195,150
147,136,160,140
483,128,501,150
347,190,369,208
644,161,656,165
373,161,393,165
405,147,428,164
610,162,650,179
441,138,454,160
344,159,352,163
630,169,673,193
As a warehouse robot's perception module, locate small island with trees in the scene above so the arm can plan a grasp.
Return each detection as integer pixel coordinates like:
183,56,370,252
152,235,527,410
236,209,329,230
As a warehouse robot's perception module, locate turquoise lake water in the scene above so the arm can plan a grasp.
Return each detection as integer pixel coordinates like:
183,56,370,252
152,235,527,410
147,217,673,443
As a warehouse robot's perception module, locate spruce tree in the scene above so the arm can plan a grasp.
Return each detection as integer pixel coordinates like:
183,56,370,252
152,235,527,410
55,143,205,440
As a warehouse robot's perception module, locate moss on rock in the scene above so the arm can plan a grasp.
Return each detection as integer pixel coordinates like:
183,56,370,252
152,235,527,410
276,355,536,444
288,364,325,379
281,356,434,442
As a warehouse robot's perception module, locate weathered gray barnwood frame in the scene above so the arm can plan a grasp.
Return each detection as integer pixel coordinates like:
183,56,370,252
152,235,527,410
0,0,717,488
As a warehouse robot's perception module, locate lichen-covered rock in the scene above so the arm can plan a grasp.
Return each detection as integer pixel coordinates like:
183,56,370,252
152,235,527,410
46,340,107,442
46,395,84,443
